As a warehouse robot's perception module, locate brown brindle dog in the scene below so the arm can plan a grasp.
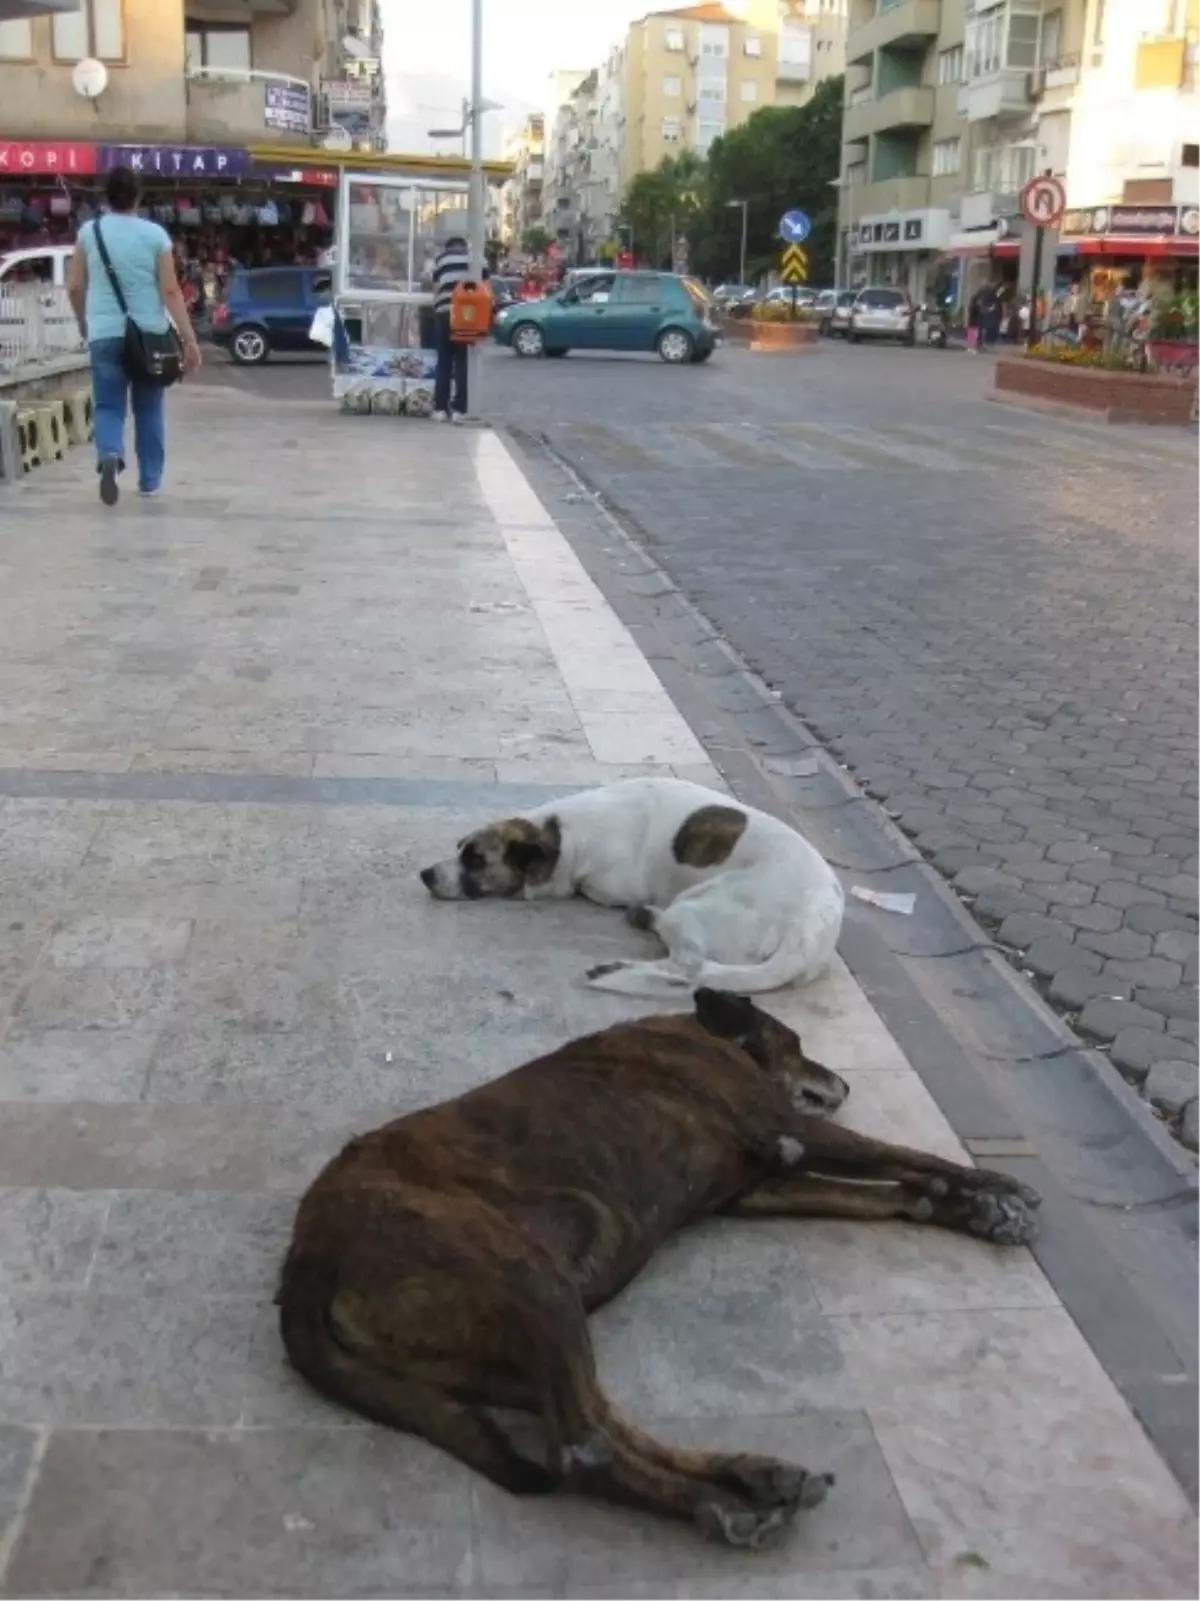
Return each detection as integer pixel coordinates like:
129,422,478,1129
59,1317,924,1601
278,990,1040,1549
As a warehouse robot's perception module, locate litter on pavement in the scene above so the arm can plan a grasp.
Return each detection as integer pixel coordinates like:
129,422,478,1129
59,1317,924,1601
850,885,917,915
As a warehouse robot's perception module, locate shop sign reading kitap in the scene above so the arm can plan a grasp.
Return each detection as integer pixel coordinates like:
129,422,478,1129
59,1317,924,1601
99,145,251,177
0,141,97,174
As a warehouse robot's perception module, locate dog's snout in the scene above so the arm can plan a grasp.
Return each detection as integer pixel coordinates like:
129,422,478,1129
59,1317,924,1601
420,866,438,891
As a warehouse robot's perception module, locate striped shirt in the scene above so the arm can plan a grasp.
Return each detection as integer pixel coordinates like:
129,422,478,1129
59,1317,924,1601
432,246,471,314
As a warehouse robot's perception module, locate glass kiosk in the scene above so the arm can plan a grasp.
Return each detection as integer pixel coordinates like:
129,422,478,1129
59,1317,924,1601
331,169,472,416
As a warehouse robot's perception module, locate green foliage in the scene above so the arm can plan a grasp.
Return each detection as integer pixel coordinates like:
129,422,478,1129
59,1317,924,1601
692,76,843,284
619,151,707,269
520,224,552,258
1149,290,1199,340
614,79,843,280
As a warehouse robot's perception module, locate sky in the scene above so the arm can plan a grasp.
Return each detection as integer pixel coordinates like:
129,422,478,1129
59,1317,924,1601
382,0,652,156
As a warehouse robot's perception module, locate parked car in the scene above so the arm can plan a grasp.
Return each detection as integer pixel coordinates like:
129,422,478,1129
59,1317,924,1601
763,285,820,309
819,289,858,338
209,265,332,364
492,269,719,363
712,282,756,309
847,287,916,345
0,246,80,358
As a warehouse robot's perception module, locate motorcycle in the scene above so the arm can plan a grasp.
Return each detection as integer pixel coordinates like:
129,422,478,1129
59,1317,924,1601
918,304,949,348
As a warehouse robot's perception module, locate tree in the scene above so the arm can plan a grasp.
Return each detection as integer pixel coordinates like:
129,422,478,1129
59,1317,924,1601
691,76,843,284
520,224,552,258
619,151,707,269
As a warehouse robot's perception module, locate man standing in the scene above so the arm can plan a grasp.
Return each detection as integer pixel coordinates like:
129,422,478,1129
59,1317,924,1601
428,233,471,423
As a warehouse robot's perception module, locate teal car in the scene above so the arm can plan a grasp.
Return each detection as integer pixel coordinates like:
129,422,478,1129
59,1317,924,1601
492,270,719,364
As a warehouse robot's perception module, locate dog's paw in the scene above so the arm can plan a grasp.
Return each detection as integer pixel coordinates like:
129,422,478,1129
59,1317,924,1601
965,1178,1042,1246
586,961,627,980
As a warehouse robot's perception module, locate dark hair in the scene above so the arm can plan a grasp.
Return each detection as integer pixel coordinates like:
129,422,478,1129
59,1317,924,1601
443,234,467,251
105,165,140,213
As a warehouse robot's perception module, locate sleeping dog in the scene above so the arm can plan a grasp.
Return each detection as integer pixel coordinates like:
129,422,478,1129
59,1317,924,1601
420,776,844,996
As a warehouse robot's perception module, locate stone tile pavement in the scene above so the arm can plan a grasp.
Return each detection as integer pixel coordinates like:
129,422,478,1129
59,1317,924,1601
0,389,1194,1598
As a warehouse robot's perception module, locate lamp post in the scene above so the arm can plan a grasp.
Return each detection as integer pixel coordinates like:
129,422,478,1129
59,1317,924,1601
726,198,748,286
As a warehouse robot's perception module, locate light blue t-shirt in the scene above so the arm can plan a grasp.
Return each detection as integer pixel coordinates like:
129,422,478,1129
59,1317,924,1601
80,213,172,342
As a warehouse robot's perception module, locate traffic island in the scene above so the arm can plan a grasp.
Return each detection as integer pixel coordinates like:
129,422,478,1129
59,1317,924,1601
994,353,1197,425
723,318,819,353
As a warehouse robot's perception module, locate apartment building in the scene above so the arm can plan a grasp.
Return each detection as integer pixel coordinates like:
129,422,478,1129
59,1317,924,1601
838,0,1197,306
0,0,384,152
622,2,844,186
501,114,546,247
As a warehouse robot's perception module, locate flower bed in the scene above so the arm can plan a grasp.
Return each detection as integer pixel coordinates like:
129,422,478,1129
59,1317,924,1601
995,352,1196,425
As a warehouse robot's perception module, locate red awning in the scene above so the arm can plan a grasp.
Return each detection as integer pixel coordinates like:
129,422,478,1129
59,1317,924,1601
1061,236,1199,258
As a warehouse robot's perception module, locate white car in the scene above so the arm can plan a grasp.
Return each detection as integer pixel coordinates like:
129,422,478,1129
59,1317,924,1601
763,284,818,308
847,287,916,345
0,245,81,360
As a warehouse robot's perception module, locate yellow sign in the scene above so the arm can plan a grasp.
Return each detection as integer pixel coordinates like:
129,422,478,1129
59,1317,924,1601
780,243,809,284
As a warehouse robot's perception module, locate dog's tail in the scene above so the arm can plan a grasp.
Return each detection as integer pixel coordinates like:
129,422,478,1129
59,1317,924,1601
585,944,812,997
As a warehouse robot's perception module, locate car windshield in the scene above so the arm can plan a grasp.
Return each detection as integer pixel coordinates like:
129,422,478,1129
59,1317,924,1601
838,292,857,306
860,290,905,308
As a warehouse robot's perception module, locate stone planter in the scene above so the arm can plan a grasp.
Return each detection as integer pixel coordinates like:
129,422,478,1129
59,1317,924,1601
747,321,819,353
994,355,1197,426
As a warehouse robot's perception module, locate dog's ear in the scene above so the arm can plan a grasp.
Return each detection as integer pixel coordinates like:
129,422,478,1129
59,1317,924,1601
502,816,561,886
693,988,764,1054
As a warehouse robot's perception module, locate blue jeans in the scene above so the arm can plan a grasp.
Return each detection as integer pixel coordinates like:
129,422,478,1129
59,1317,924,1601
432,312,468,415
90,336,166,492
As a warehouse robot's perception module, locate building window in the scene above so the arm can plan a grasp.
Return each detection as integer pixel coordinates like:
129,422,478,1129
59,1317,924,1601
1184,143,1200,167
661,117,681,141
699,82,725,102
664,26,684,50
185,21,252,74
1039,8,1062,65
1007,11,1040,68
740,78,758,101
937,45,963,83
0,18,33,58
932,136,961,175
696,119,725,152
1092,0,1106,46
743,34,762,56
662,73,681,96
52,0,125,62
779,19,812,72
973,145,994,191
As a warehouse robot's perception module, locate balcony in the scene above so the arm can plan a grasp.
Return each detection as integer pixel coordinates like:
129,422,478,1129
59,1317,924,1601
959,187,1021,230
847,0,940,65
958,67,1031,121
842,84,934,141
186,70,312,144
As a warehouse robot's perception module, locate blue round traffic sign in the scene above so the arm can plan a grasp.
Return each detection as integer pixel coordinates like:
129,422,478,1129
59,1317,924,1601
779,209,811,244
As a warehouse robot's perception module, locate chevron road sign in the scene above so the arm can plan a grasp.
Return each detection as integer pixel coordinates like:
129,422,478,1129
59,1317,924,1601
780,244,808,284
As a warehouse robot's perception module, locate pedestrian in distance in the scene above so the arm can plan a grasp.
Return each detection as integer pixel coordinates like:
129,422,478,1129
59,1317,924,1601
67,164,202,506
426,233,472,423
965,287,983,354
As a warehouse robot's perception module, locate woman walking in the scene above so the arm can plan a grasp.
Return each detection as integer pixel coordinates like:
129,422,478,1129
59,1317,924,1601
66,165,201,506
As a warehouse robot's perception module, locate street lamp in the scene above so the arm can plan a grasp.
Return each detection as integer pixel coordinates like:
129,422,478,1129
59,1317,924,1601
726,198,748,287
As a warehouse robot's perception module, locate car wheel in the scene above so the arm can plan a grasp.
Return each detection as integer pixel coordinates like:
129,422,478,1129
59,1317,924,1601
657,327,694,364
231,326,270,365
511,322,545,358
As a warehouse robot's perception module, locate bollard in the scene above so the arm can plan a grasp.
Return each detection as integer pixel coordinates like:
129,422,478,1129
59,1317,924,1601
16,408,40,472
0,400,20,483
62,389,94,445
36,401,66,461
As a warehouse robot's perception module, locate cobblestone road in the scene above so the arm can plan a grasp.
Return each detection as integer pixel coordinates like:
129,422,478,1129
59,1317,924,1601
484,342,1199,1136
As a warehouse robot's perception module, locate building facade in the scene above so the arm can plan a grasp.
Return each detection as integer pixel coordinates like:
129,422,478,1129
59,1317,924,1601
837,0,1198,306
618,1,848,185
500,114,545,249
0,0,385,153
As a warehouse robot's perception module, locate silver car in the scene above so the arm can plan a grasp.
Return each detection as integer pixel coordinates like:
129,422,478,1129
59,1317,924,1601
847,287,916,346
820,289,858,338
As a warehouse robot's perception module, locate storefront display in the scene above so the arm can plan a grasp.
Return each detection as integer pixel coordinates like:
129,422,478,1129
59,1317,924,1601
331,168,471,418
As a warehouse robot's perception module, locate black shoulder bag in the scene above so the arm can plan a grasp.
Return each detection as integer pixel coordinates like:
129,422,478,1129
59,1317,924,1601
92,218,184,387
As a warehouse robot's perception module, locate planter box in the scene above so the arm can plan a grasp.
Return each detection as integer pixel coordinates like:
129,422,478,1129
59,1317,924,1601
747,321,819,353
1146,339,1198,379
994,355,1197,426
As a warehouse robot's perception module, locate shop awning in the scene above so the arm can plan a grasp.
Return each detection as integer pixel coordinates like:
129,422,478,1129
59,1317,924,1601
946,227,1019,257
1057,235,1199,258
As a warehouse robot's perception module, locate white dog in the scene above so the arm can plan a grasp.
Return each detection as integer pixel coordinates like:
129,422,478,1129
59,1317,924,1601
420,777,844,997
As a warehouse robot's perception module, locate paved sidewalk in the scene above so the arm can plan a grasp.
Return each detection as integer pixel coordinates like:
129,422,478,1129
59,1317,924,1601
0,390,1194,1599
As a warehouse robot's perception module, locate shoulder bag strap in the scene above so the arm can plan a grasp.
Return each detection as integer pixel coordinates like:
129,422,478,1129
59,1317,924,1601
91,218,129,317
